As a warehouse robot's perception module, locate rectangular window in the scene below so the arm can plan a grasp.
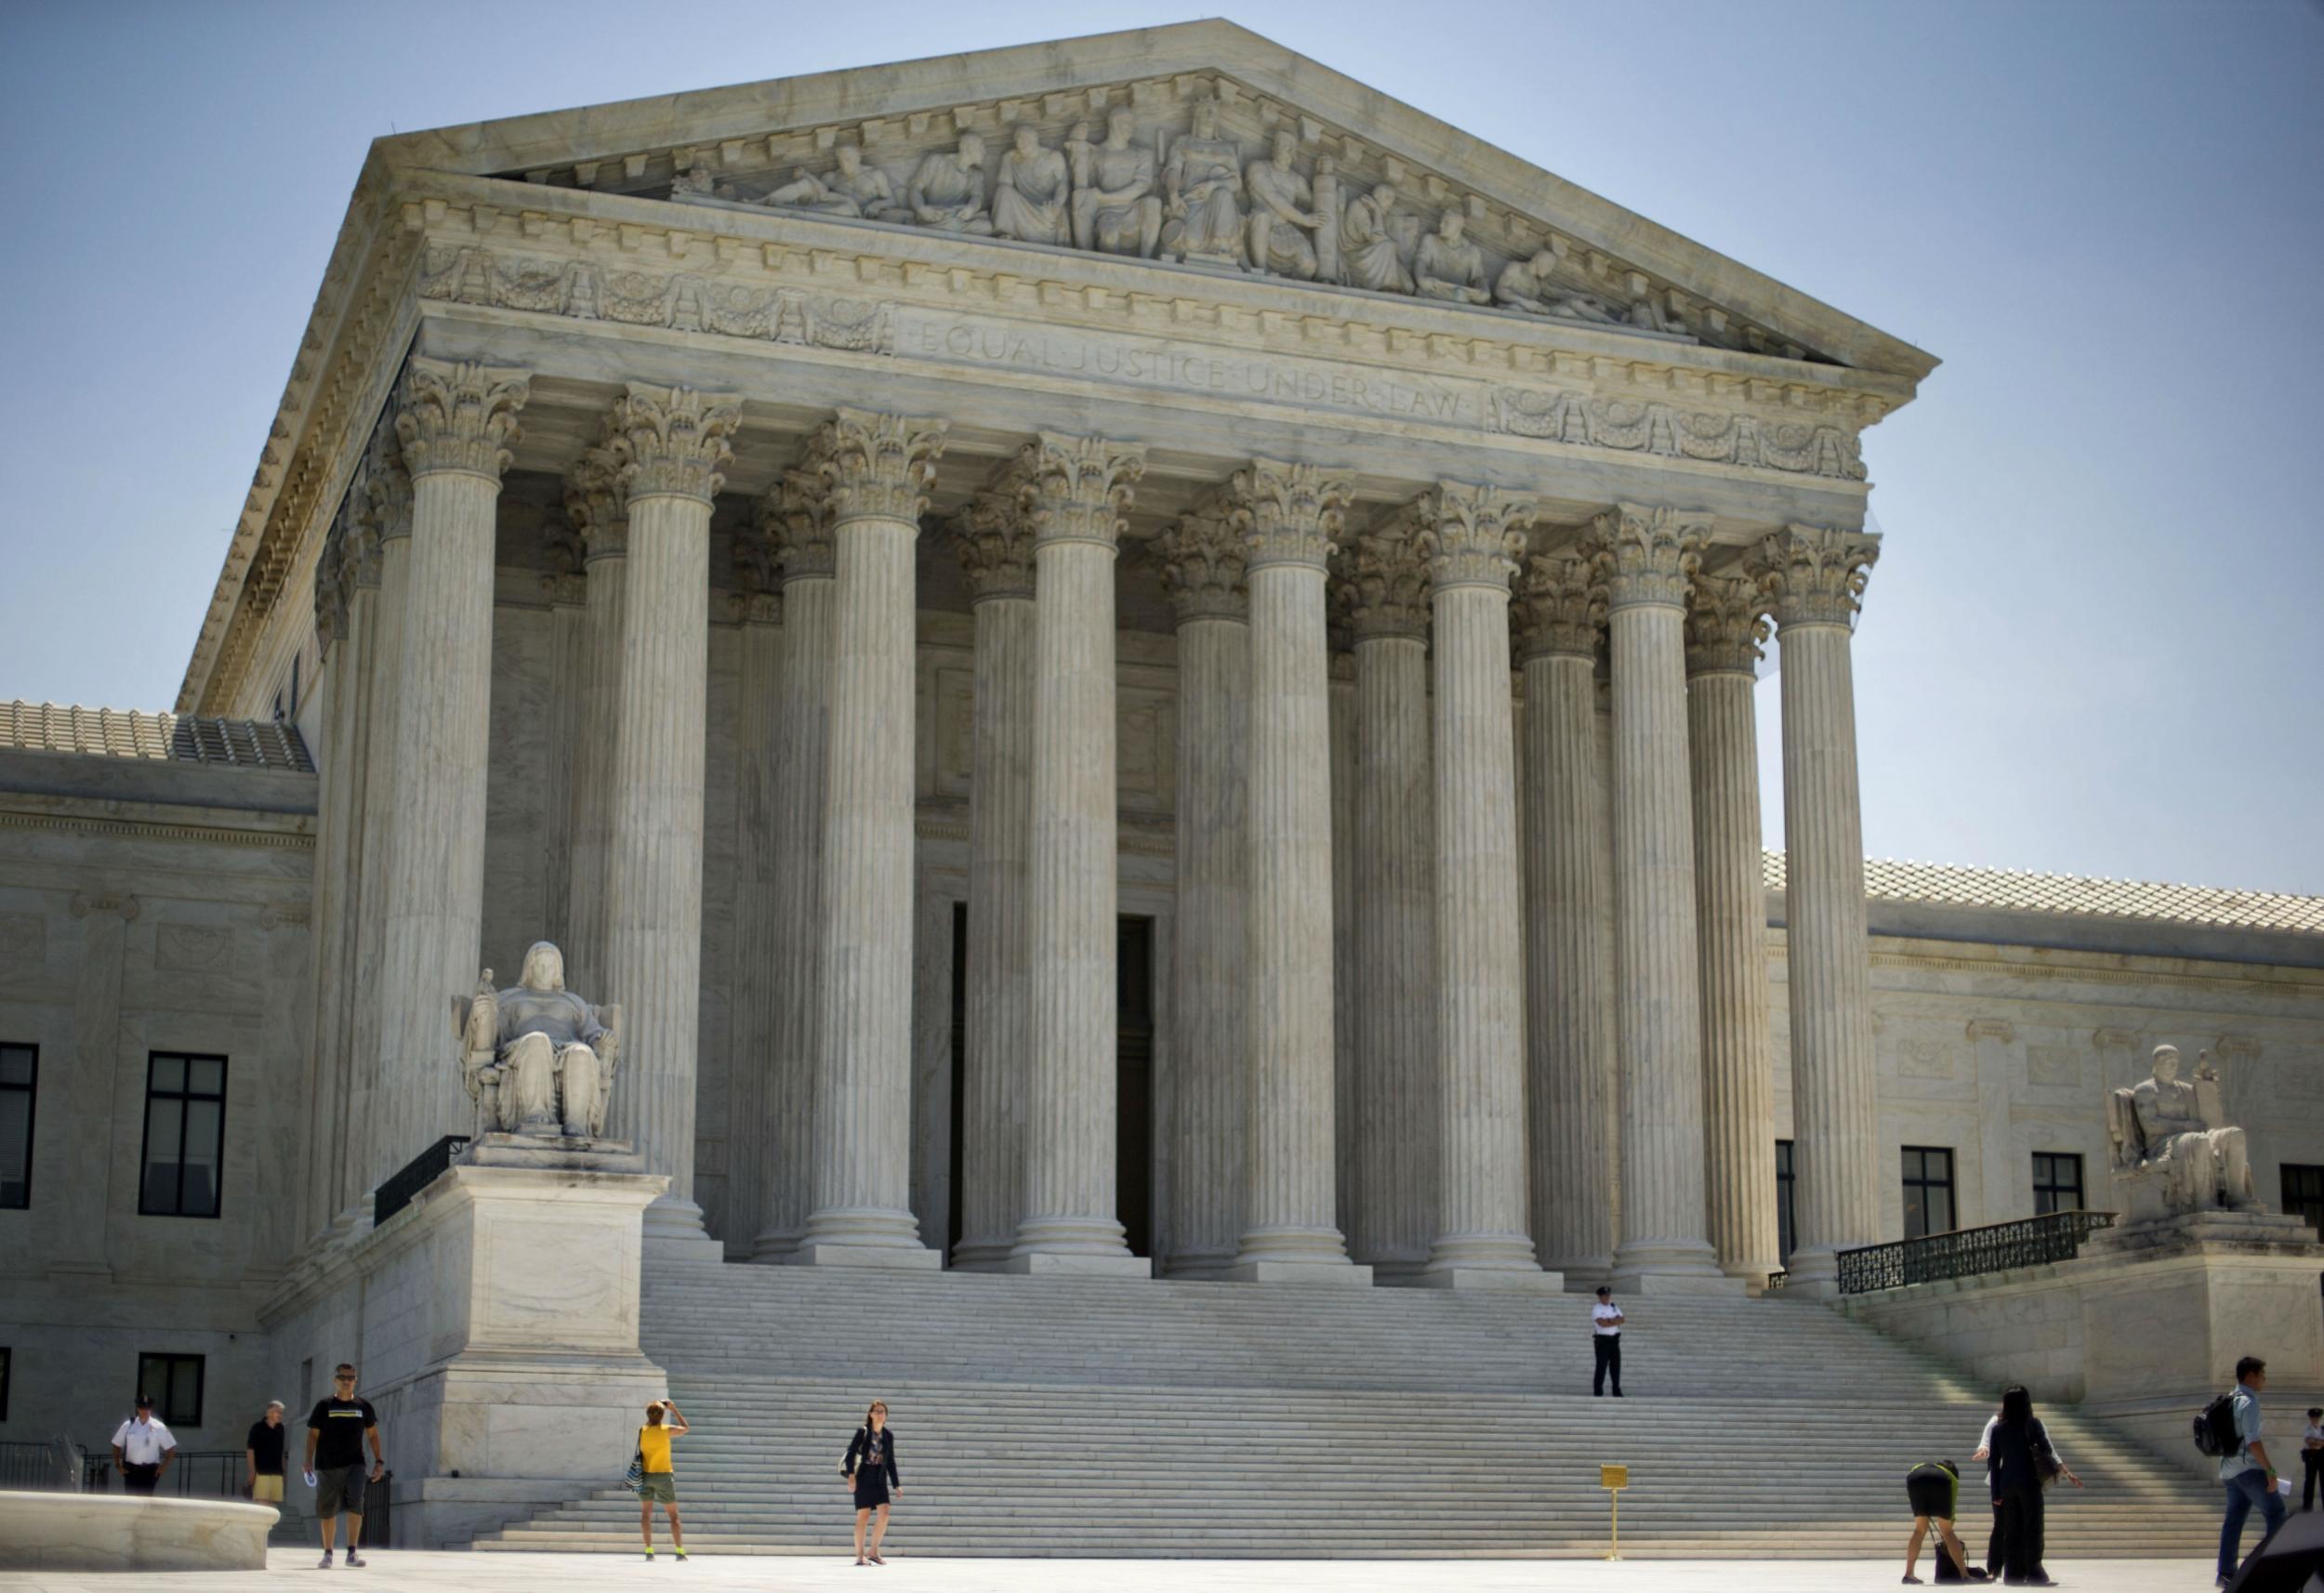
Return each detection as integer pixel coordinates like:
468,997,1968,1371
2031,1151,2085,1216
1775,1139,1796,1263
1901,1146,1957,1240
2283,1164,2324,1239
0,1043,34,1208
139,1053,227,1218
137,1353,205,1428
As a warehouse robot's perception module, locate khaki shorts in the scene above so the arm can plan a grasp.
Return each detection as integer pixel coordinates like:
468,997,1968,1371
251,1474,284,1503
639,1472,678,1505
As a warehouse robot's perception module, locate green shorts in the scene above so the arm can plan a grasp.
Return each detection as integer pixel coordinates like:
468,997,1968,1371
639,1472,678,1504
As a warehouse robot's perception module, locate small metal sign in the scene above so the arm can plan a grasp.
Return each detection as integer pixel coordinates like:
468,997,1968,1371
1601,1463,1629,1560
1600,1464,1629,1491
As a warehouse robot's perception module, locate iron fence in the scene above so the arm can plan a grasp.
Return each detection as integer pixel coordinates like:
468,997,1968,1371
1837,1208,2115,1295
0,1438,82,1491
373,1134,469,1227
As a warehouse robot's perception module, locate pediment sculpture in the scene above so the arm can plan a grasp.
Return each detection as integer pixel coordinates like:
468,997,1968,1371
455,941,623,1140
2105,1044,2257,1217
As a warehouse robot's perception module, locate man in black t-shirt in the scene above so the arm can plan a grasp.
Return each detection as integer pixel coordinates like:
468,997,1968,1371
245,1400,288,1503
305,1363,384,1569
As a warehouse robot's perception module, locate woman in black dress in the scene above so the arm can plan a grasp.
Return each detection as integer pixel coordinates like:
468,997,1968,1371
841,1400,901,1565
1984,1384,2078,1586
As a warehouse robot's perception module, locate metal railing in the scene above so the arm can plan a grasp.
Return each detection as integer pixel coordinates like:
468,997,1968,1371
1837,1208,2115,1295
374,1134,469,1227
0,1438,83,1491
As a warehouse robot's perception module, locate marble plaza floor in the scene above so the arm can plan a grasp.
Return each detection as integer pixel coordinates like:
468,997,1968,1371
0,1553,2229,1592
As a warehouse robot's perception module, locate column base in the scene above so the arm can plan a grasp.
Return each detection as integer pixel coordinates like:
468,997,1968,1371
947,1237,1018,1271
787,1241,944,1270
1000,1249,1153,1278
1417,1264,1562,1293
1367,1256,1433,1287
640,1194,725,1263
1159,1250,1237,1281
747,1231,800,1265
1610,1238,1749,1296
1777,1244,1842,1298
1538,1256,1614,1292
1222,1257,1374,1286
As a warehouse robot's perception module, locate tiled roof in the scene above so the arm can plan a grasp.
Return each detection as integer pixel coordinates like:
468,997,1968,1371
0,701,314,773
1764,850,2324,936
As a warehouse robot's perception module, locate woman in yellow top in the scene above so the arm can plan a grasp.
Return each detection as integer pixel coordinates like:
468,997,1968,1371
638,1398,689,1560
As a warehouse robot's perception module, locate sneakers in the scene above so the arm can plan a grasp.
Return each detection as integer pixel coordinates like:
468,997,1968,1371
644,1548,656,1560
345,1550,365,1568
675,1548,688,1561
318,1550,334,1569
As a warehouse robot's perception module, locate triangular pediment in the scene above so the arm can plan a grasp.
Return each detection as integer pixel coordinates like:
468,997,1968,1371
377,21,1934,380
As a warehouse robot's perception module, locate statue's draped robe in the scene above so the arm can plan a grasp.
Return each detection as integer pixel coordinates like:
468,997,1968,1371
993,149,1071,245
497,986,610,1135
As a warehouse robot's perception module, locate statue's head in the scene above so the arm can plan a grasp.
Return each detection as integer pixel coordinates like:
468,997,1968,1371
834,143,863,175
957,131,986,167
1106,106,1136,144
521,941,565,993
1373,182,1399,210
2151,1043,2181,1082
1437,209,1465,242
1190,99,1220,138
1012,124,1039,157
1530,249,1558,274
1271,127,1297,165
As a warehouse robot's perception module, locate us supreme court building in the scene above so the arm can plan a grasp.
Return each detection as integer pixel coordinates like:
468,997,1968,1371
3,21,2321,1540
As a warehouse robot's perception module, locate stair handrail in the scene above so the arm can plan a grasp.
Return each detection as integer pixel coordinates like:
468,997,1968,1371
1836,1208,2117,1295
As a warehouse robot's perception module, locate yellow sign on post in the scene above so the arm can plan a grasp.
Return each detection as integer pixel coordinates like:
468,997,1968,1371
1601,1464,1629,1560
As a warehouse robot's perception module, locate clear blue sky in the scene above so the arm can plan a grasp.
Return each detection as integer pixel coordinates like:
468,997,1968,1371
3,0,2319,893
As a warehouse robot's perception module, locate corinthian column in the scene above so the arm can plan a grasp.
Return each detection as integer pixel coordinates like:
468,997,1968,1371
1750,524,1882,1293
1686,574,1780,1287
1602,506,1736,1293
1419,484,1552,1290
1514,553,1616,1284
372,358,526,1191
1009,433,1150,1274
754,454,837,1261
950,482,1038,1270
561,448,630,1003
726,527,783,1257
1227,460,1367,1284
595,384,741,1257
1336,517,1436,1280
1155,499,1249,1278
794,410,946,1268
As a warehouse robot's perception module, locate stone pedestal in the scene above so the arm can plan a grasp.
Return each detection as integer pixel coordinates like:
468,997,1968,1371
261,1142,671,1547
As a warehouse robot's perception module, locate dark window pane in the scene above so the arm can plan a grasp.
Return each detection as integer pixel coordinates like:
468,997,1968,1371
143,1098,183,1213
152,1055,184,1094
188,1058,224,1097
0,1047,32,1086
0,1091,29,1206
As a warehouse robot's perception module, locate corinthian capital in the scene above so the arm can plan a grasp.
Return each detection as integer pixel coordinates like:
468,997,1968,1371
605,384,742,505
732,516,782,607
563,443,629,563
1684,573,1769,677
357,416,413,546
315,506,350,650
1512,554,1604,660
392,357,529,481
760,434,837,580
1750,523,1880,628
1334,511,1432,641
1231,458,1353,571
1593,504,1710,611
1419,481,1538,593
1153,497,1248,624
947,482,1037,601
1023,432,1146,549
819,408,948,525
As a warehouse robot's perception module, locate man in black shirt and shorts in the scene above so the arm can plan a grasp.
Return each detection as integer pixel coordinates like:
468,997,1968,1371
245,1400,288,1504
305,1363,384,1569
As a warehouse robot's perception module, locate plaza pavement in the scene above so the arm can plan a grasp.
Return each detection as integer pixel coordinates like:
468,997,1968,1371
0,1552,2228,1592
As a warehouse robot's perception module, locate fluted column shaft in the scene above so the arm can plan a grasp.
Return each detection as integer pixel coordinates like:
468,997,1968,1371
1011,434,1146,1270
1755,525,1882,1291
726,586,783,1253
1686,577,1779,1286
952,491,1038,1270
597,386,738,1252
372,360,526,1191
797,411,945,1266
564,553,626,998
1229,461,1364,1283
1516,554,1616,1282
344,511,407,1217
1603,507,1732,1291
303,529,371,1239
1420,485,1547,1288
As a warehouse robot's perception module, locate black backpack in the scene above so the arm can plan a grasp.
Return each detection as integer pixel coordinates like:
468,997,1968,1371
2194,1391,2241,1457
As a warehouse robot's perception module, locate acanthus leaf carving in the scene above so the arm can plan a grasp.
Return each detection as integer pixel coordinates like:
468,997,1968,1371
1512,552,1604,660
947,475,1037,601
1593,504,1710,611
1152,495,1248,623
1684,573,1770,677
1231,457,1353,571
1022,431,1145,549
1333,509,1432,641
604,384,742,505
1417,480,1537,592
1750,523,1880,628
392,357,529,481
760,433,837,580
819,408,947,525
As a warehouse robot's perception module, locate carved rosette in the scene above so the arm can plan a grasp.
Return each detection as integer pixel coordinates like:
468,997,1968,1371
1593,504,1710,611
1231,458,1353,572
1023,432,1146,550
1511,554,1604,660
1152,499,1248,623
563,444,630,563
819,408,948,526
392,357,530,481
1684,573,1769,677
1334,512,1433,642
947,485,1037,601
1750,523,1880,628
605,384,742,505
1419,481,1538,593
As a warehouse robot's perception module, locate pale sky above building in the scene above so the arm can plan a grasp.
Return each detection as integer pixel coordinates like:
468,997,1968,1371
2,0,2318,893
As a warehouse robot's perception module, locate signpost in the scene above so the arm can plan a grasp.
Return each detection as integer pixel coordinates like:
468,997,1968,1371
1600,1463,1629,1560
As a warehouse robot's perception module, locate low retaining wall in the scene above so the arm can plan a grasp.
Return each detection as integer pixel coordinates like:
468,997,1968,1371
0,1490,276,1572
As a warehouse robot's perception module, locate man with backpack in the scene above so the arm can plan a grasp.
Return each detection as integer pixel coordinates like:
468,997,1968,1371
2216,1354,2284,1586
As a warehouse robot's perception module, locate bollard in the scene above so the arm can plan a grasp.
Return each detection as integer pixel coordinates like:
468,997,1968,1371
1600,1463,1629,1560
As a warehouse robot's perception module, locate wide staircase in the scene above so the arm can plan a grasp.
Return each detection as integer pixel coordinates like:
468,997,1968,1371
474,1260,2219,1558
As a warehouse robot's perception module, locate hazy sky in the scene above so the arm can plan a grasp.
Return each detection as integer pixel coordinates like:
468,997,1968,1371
2,0,2318,893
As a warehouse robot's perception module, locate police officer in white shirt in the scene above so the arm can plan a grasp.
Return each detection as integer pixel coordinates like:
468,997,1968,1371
111,1394,178,1494
1591,1285,1625,1397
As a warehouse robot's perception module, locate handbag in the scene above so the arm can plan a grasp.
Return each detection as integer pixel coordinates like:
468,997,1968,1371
2031,1420,2061,1488
624,1444,645,1494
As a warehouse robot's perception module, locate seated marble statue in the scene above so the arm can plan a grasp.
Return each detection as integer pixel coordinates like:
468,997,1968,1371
455,941,623,1140
1340,182,1412,295
1159,99,1245,267
1066,109,1162,257
1243,127,1323,280
1414,209,1492,305
2106,1044,2256,1213
906,133,995,234
990,124,1071,246
1495,250,1621,323
758,143,898,220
